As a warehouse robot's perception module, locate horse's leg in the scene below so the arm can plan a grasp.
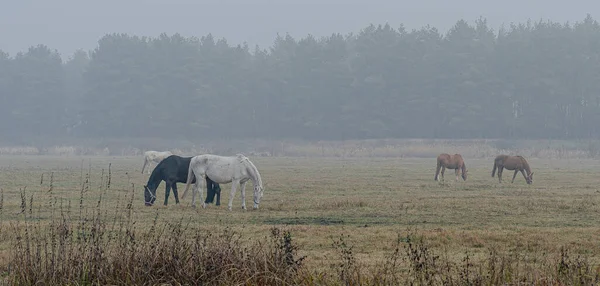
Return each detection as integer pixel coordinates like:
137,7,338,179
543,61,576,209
520,169,528,182
204,178,220,206
441,166,445,181
435,162,441,181
191,180,198,208
192,176,207,208
228,180,240,211
172,182,180,205
455,168,460,181
204,178,213,205
240,181,248,210
216,184,221,206
498,167,503,183
200,176,207,209
164,182,171,205
511,170,518,183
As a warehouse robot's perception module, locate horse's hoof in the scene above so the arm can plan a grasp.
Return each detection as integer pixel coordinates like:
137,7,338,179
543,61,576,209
145,203,152,207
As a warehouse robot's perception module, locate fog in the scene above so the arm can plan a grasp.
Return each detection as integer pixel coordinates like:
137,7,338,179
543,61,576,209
1,0,600,152
2,0,598,57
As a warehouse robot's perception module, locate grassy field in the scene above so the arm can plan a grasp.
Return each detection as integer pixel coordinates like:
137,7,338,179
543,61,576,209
1,155,600,284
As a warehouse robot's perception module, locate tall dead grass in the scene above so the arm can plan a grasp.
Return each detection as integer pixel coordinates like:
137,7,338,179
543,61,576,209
328,231,600,285
5,176,307,285
2,166,600,285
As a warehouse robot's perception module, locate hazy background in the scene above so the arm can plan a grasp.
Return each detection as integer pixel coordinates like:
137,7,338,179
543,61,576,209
2,0,599,58
2,0,600,157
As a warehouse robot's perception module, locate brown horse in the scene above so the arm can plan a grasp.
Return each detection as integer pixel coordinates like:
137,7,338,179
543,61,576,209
435,153,468,181
491,155,534,184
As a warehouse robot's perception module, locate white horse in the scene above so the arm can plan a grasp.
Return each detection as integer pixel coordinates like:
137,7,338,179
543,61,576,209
182,154,264,211
141,151,173,174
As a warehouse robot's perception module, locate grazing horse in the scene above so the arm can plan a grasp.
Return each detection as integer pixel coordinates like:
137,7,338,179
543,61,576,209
144,155,221,206
182,154,264,211
491,155,534,184
435,153,468,181
141,150,173,174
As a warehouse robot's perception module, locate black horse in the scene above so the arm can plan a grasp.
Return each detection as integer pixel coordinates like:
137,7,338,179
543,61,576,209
144,155,221,206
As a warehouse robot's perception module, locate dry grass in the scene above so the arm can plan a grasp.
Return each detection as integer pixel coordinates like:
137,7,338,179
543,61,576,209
0,155,599,284
2,138,600,158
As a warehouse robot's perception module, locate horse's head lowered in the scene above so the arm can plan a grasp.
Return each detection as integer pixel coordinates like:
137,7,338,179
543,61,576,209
461,169,468,181
252,183,264,210
144,185,157,206
239,155,264,210
526,172,534,184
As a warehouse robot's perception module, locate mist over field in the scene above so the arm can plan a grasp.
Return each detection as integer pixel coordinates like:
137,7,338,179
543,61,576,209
3,3,600,285
3,0,599,57
1,1,600,155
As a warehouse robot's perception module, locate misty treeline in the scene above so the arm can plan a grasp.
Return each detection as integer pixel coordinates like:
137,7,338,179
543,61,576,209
2,15,600,144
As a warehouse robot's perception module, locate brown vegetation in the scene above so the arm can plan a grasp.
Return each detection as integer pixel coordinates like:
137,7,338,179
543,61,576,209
3,139,600,159
0,154,599,284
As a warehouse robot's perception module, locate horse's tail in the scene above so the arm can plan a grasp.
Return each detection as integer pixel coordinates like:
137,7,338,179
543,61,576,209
182,158,196,199
491,160,497,177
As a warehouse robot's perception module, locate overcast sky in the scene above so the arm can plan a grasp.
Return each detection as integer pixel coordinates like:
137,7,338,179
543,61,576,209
1,0,598,59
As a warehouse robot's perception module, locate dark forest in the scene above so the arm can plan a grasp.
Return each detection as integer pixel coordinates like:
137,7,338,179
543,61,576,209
2,15,600,143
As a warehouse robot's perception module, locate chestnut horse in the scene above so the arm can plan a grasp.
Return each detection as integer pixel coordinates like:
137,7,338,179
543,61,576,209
491,155,534,184
435,153,468,181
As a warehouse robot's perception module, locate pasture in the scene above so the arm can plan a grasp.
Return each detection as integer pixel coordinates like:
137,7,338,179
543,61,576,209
0,155,599,284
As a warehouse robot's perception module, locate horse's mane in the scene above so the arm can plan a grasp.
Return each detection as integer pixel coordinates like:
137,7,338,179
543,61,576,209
519,157,532,175
146,164,163,190
239,154,263,191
